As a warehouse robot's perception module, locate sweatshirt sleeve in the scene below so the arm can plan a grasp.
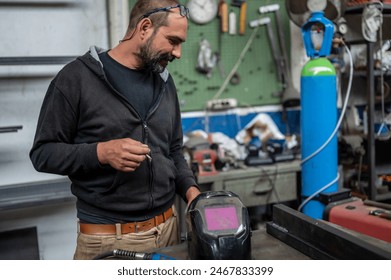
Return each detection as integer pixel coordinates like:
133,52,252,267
168,81,199,201
30,80,102,176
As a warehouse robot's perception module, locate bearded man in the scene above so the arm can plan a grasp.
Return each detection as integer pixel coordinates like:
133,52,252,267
30,0,200,260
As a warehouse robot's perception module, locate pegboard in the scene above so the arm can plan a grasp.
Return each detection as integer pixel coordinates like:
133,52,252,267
128,0,291,111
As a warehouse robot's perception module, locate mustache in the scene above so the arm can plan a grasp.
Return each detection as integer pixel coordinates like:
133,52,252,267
157,53,175,62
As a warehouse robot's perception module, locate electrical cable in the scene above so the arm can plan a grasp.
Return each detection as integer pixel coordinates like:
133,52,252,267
257,164,280,204
298,42,354,212
271,164,281,204
298,173,340,212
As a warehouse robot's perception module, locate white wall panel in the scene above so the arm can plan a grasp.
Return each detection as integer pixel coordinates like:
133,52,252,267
0,0,111,260
0,0,108,187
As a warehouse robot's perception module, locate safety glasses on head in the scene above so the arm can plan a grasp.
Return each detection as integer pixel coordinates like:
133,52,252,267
141,4,189,19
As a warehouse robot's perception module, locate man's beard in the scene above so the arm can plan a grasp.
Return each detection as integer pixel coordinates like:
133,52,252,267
136,36,174,73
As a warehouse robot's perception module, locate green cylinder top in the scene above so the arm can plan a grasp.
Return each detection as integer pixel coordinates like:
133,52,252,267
301,57,336,77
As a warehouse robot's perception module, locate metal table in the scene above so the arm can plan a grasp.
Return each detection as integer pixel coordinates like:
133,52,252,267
156,224,310,260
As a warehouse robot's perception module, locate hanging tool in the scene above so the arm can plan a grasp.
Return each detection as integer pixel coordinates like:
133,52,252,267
216,0,228,78
230,0,246,35
213,25,259,100
196,38,217,78
219,0,228,33
249,17,285,85
229,10,236,35
259,4,288,79
259,4,300,108
239,1,247,35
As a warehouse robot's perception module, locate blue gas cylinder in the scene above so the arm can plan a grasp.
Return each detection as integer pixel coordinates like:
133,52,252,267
300,57,338,219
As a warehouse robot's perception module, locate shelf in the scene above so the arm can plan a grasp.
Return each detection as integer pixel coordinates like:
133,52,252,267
344,4,391,43
353,70,391,77
376,164,391,175
0,125,22,133
345,4,391,14
341,22,391,201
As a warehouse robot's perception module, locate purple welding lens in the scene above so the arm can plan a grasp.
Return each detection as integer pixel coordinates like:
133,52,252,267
204,206,239,231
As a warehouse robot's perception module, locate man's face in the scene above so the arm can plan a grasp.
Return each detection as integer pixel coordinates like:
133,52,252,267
136,10,187,73
137,34,175,73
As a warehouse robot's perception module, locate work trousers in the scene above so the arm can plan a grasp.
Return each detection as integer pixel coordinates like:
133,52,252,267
73,209,180,260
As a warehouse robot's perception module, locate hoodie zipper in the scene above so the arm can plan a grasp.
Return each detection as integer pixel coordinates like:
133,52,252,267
142,84,166,210
142,121,154,209
95,55,169,212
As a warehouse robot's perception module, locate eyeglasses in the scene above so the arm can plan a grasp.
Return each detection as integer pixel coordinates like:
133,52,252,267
141,4,189,19
119,4,189,43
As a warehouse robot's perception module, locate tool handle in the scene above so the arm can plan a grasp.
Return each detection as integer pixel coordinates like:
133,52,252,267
229,11,236,35
259,4,280,14
239,2,247,35
110,249,176,260
219,1,228,33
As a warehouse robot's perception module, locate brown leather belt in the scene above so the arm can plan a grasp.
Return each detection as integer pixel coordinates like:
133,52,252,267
79,207,173,235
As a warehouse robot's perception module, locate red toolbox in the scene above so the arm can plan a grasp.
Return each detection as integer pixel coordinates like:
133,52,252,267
324,198,391,243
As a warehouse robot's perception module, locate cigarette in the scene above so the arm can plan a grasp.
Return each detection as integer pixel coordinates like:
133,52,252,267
146,154,152,161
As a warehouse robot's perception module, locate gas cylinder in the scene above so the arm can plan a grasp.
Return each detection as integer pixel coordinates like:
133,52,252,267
301,58,338,218
300,11,338,219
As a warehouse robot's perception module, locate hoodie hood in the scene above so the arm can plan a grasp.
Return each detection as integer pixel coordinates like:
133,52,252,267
80,45,170,82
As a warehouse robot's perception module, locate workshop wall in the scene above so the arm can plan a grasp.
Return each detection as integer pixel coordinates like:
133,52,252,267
0,0,110,260
128,0,291,111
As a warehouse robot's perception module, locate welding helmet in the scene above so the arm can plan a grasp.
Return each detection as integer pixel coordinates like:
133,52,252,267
186,190,252,260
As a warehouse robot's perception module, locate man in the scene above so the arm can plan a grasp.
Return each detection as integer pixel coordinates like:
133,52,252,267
30,0,200,260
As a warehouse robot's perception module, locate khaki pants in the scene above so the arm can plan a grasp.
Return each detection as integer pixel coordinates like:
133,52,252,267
73,209,180,260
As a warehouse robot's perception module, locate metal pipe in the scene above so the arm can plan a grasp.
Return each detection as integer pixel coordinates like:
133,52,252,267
367,42,377,200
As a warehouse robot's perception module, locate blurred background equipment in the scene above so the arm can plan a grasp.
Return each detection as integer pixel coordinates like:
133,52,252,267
286,0,347,28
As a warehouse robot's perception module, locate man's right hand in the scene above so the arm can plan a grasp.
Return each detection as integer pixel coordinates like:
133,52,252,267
97,138,150,172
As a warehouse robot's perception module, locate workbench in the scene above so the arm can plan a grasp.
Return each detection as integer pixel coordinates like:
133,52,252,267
176,160,301,238
196,160,301,207
157,224,310,260
159,204,391,260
